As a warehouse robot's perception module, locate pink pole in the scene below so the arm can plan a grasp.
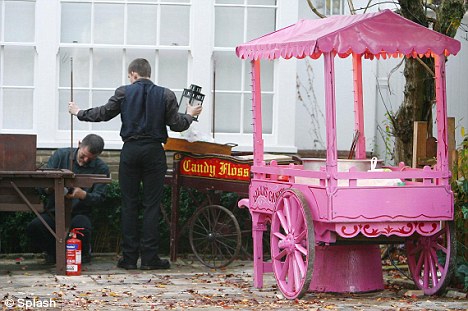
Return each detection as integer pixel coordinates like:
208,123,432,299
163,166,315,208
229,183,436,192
434,54,450,185
251,59,264,169
352,54,366,159
324,52,338,188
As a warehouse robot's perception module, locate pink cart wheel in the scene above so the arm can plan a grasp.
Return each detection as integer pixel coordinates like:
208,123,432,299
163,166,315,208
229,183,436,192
270,189,314,299
405,221,457,295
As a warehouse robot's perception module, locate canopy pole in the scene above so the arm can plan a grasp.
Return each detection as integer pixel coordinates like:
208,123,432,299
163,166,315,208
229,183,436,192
352,53,366,159
251,59,264,168
212,59,216,140
324,52,337,188
434,54,449,185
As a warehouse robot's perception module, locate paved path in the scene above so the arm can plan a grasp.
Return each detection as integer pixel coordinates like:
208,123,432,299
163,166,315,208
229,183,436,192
1,254,466,310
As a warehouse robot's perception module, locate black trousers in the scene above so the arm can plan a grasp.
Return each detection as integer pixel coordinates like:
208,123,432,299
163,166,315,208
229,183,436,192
119,139,167,265
27,213,92,256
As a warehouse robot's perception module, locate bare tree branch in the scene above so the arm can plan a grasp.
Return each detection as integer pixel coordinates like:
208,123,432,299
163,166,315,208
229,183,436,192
387,58,405,95
348,0,356,14
306,0,326,18
363,0,373,13
415,57,435,77
354,1,400,13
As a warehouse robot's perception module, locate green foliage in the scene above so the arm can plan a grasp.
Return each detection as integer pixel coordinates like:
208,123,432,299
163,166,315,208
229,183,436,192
455,260,468,291
90,180,122,253
0,212,35,253
451,132,468,290
0,179,248,258
90,181,249,256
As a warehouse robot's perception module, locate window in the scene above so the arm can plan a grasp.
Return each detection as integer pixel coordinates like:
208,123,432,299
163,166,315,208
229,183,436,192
58,0,191,133
0,0,36,130
0,0,299,151
315,0,346,15
213,0,276,135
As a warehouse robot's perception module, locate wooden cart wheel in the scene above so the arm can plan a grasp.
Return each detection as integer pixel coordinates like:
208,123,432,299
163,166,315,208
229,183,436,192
270,189,314,299
405,221,457,295
189,204,241,269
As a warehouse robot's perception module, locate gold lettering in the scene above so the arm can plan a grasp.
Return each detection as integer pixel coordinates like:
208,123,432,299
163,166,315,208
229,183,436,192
219,162,228,176
182,159,192,172
209,163,216,177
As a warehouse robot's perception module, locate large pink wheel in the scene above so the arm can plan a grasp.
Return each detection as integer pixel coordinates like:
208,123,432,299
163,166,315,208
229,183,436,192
405,221,456,295
270,189,314,299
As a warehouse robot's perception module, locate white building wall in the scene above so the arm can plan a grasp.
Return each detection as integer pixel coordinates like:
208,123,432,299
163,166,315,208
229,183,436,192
1,1,466,155
446,13,468,147
295,0,379,154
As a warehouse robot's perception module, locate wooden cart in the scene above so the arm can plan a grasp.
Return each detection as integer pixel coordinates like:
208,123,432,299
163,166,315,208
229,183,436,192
164,138,292,268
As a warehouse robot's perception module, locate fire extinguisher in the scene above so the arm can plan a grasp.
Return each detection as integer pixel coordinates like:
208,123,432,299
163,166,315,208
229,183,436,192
66,228,84,276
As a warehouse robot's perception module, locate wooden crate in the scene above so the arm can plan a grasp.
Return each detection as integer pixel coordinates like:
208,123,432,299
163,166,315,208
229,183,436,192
164,137,234,155
0,134,37,171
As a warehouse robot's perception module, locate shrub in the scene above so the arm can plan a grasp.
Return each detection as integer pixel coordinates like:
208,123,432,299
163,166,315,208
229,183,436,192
451,133,468,290
0,212,35,253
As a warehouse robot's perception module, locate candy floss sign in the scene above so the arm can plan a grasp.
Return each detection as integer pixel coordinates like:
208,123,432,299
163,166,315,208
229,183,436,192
179,155,250,181
250,183,290,213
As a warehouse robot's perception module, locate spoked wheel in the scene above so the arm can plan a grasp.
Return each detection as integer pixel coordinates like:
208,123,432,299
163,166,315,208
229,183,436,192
271,189,315,299
405,221,457,295
189,204,241,269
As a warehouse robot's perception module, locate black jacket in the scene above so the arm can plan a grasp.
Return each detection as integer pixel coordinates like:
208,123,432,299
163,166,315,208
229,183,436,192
76,79,193,143
43,148,110,216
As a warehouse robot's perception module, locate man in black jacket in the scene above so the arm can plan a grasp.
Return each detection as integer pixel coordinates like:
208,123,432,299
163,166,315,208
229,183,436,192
27,134,110,264
68,58,202,270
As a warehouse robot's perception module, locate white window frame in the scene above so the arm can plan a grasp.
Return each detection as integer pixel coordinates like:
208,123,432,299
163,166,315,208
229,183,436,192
9,0,299,152
55,0,193,149
209,0,298,152
0,0,37,134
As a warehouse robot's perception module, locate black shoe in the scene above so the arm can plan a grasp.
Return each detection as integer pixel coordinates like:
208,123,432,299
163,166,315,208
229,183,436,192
140,258,170,270
117,258,137,270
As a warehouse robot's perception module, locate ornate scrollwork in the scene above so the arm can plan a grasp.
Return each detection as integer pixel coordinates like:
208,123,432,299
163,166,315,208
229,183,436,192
337,221,440,238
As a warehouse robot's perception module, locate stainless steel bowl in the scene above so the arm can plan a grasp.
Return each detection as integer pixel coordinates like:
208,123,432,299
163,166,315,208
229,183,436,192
301,158,382,172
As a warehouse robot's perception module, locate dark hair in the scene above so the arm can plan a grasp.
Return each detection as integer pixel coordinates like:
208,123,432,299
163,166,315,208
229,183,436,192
128,58,151,78
81,134,105,155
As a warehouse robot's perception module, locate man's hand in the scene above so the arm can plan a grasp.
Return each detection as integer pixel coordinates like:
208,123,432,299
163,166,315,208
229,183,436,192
66,187,87,200
186,104,202,118
68,101,81,116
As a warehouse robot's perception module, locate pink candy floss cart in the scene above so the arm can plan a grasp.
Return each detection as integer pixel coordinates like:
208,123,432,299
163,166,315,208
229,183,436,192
236,10,461,299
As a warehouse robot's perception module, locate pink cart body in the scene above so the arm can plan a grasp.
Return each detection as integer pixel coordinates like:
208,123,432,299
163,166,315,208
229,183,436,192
236,10,461,299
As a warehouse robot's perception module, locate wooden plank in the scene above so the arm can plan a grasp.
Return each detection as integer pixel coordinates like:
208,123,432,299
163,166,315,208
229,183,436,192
426,136,437,159
164,138,233,155
412,121,427,168
0,203,44,212
448,117,456,171
0,134,37,171
0,187,43,212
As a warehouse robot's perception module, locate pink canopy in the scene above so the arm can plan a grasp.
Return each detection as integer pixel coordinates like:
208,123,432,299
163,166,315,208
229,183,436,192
236,9,461,60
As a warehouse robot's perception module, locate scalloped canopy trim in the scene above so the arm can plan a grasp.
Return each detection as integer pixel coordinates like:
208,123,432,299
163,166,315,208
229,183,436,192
236,10,461,60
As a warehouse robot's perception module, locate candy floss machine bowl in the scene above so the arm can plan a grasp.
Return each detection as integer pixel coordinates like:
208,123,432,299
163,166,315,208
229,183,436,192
301,158,383,172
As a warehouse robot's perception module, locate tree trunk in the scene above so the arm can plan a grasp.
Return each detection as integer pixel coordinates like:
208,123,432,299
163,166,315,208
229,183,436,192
391,0,466,165
393,57,435,165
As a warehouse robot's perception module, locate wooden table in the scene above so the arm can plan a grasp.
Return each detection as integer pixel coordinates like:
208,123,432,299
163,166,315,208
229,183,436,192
0,169,111,275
